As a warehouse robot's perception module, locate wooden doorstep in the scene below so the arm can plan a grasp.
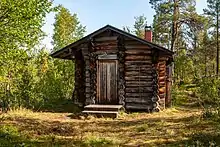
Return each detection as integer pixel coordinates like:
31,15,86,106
84,104,123,109
82,110,118,114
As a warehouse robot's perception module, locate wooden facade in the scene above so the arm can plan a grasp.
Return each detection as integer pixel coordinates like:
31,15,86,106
51,25,173,111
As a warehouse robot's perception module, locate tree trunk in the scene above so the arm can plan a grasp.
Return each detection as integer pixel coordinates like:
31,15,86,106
170,0,179,52
216,6,219,76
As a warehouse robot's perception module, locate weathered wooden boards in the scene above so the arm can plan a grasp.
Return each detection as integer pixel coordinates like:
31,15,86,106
97,60,118,104
124,41,154,110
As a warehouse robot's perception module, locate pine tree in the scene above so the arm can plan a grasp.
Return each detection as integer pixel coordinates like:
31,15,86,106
204,0,220,76
123,15,147,38
133,15,147,38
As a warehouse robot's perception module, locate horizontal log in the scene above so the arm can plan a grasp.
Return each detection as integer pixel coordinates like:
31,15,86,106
126,80,153,83
95,43,117,48
94,36,118,42
125,50,151,55
125,76,153,82
125,45,150,49
158,67,166,71
125,69,152,73
125,92,152,97
125,61,152,66
159,71,166,74
159,81,166,85
126,87,153,93
159,75,166,79
95,46,117,50
158,76,166,82
125,82,152,87
125,55,152,60
125,66,152,71
158,66,166,70
125,71,152,75
126,60,152,63
125,98,152,104
125,103,153,110
158,57,168,61
125,77,153,81
94,50,117,54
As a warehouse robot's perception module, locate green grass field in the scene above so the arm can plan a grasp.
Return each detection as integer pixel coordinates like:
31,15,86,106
0,104,220,147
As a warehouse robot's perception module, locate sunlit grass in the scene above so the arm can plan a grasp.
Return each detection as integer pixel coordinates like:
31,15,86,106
0,104,220,146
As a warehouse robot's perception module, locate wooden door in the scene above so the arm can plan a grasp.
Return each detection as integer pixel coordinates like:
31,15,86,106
97,60,118,104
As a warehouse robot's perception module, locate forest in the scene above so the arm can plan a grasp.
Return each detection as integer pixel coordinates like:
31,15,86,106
0,0,220,146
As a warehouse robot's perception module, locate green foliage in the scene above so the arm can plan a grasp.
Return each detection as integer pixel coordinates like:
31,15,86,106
0,2,85,112
0,0,53,48
196,77,220,120
84,136,115,147
123,15,147,38
136,124,148,132
0,0,54,111
49,6,86,112
0,125,23,146
52,5,86,51
175,49,194,83
133,15,147,38
198,78,220,105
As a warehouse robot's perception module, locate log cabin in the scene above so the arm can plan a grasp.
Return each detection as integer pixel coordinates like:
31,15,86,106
51,25,173,114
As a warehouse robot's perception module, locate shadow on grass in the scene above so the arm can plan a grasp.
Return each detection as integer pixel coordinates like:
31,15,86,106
35,99,82,113
0,122,116,147
166,132,220,146
2,107,220,146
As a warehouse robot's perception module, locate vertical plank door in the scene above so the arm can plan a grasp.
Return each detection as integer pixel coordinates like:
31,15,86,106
97,60,118,104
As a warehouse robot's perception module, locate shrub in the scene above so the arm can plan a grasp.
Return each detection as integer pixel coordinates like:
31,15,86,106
198,78,220,106
197,77,220,120
0,125,22,146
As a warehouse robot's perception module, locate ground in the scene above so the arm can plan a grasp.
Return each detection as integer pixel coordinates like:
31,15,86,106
1,86,220,147
1,105,220,147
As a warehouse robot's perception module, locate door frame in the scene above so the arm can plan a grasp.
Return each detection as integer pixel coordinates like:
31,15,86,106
96,54,118,104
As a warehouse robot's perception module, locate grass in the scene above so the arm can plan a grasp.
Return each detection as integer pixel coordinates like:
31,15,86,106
0,85,220,146
1,105,220,147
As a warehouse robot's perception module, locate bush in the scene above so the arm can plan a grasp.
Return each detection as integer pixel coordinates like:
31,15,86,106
198,78,220,106
197,77,220,120
0,125,22,146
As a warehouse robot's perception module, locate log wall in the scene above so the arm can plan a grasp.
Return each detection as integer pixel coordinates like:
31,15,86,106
73,50,85,106
157,57,168,110
77,31,172,111
81,44,92,105
124,39,154,110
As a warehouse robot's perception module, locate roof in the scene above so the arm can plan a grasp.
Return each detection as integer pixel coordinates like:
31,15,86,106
51,25,174,59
